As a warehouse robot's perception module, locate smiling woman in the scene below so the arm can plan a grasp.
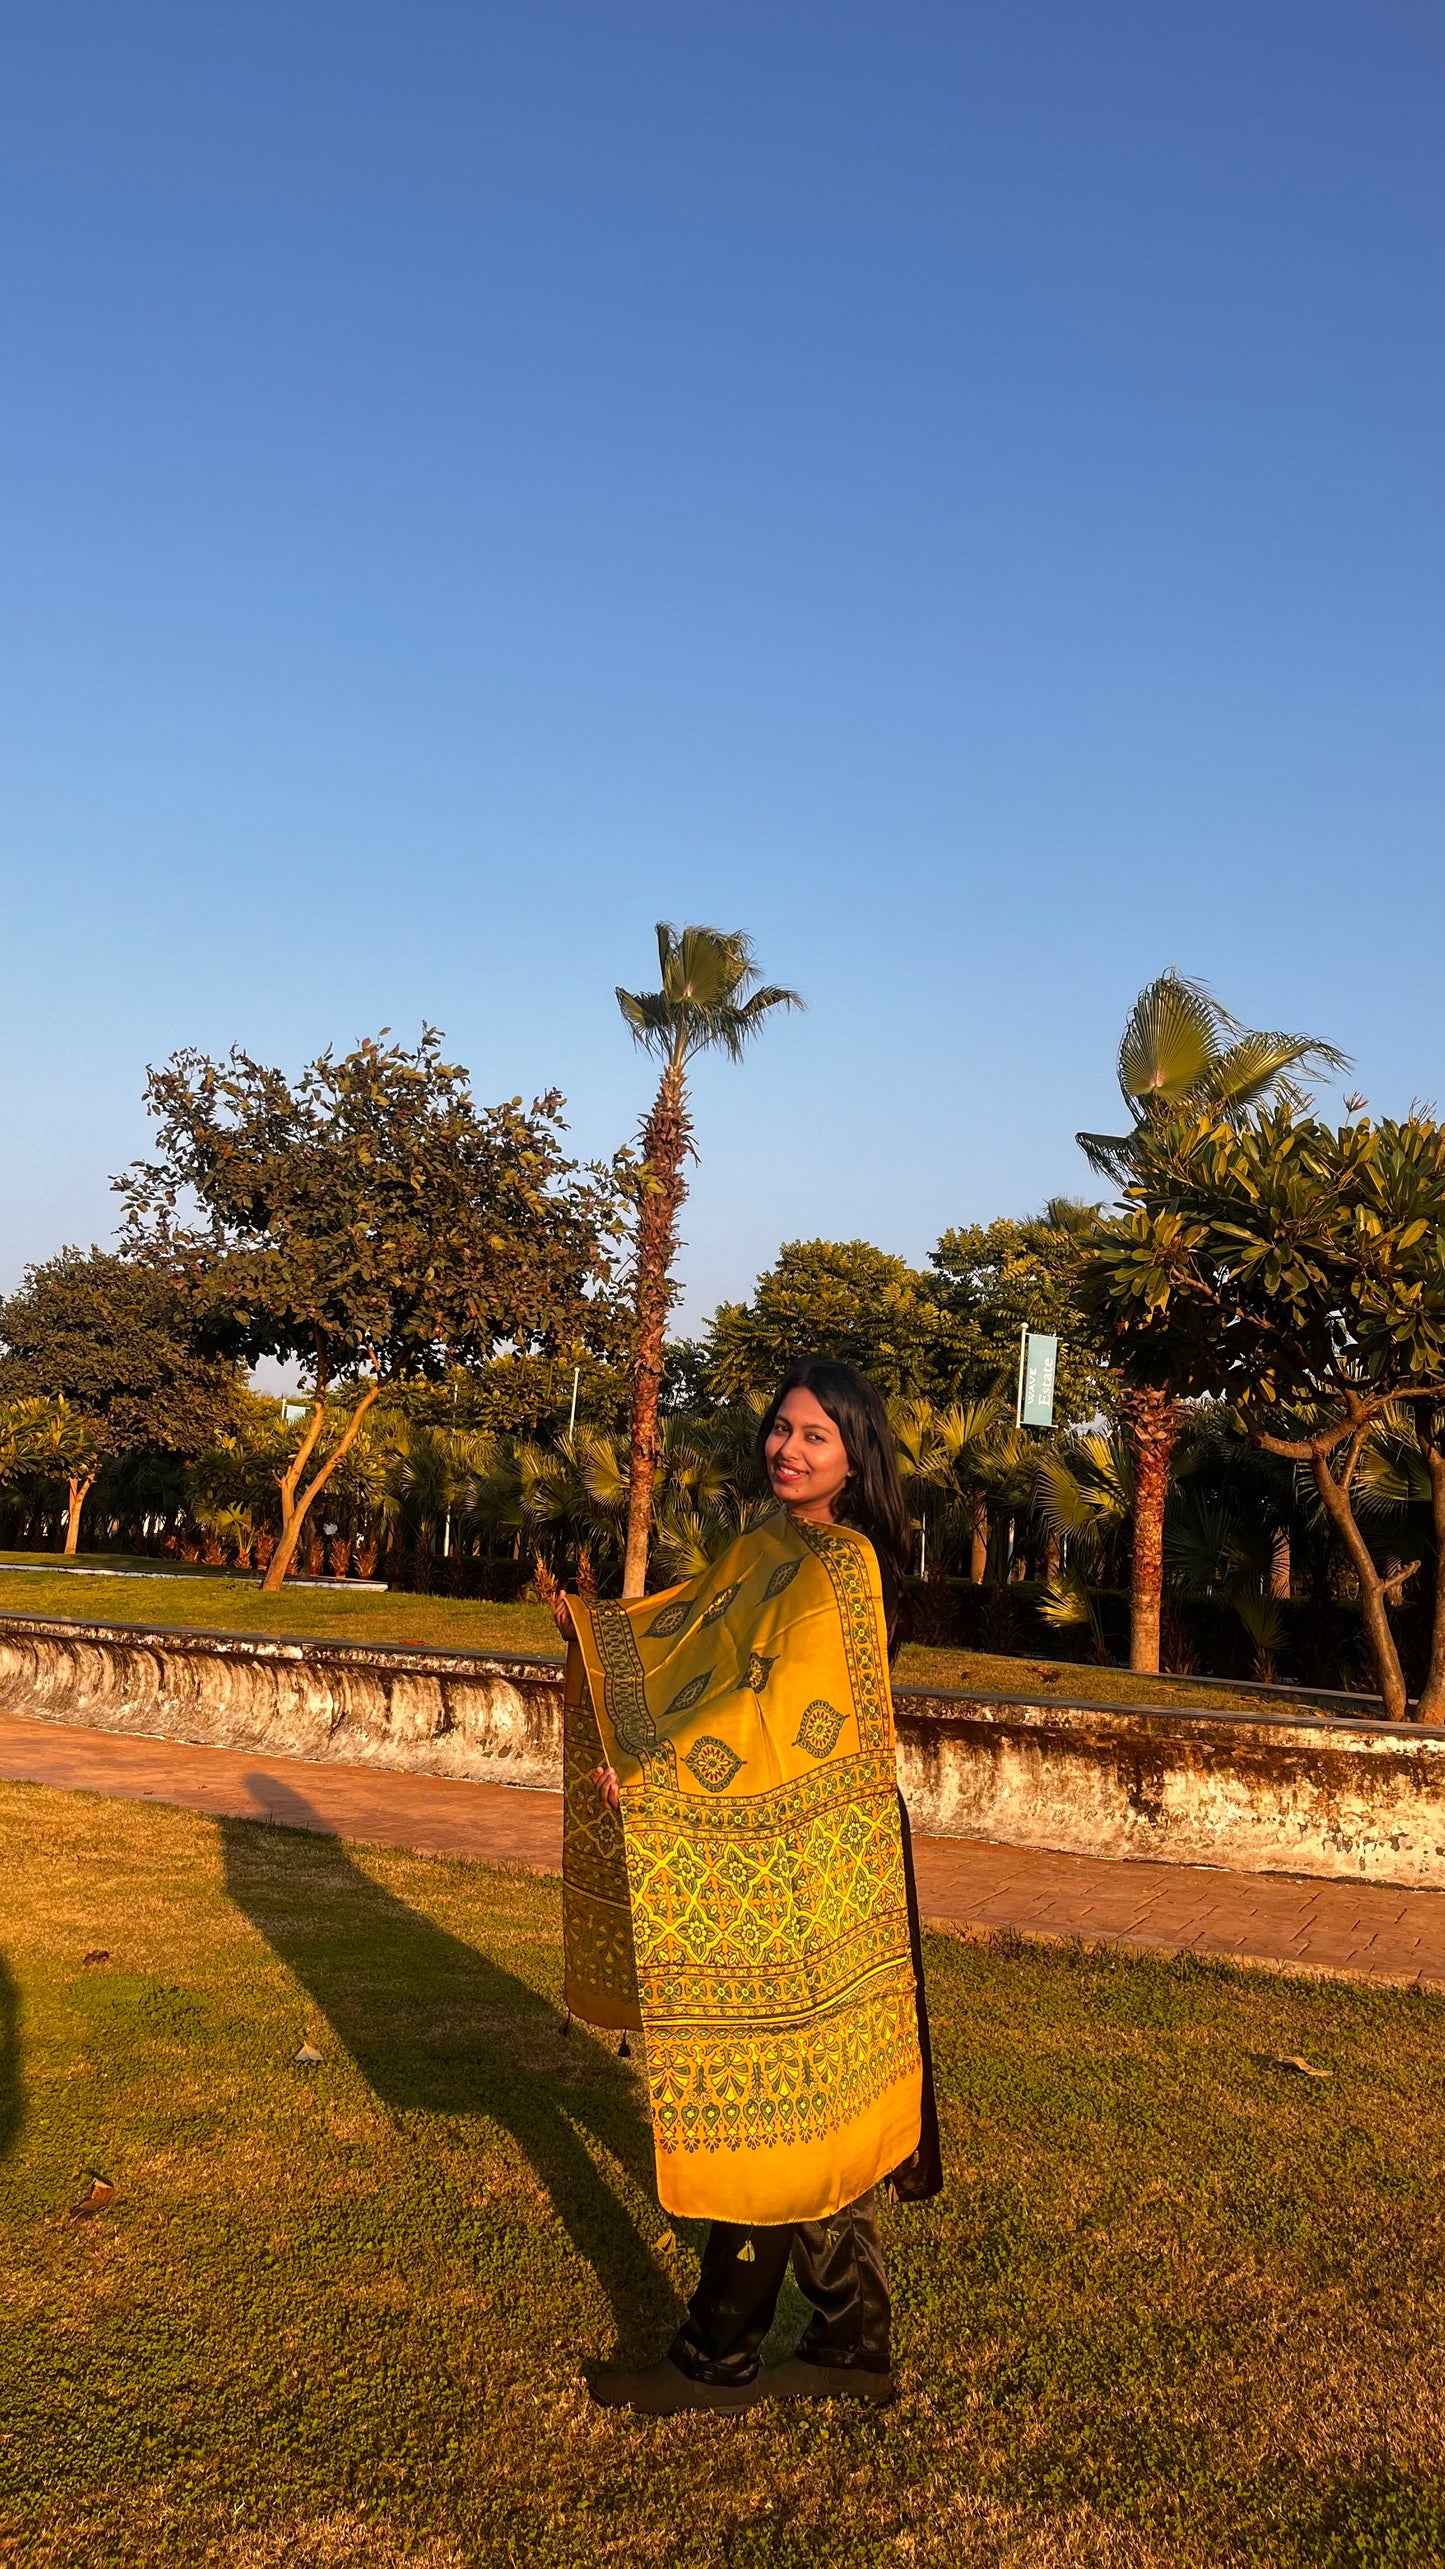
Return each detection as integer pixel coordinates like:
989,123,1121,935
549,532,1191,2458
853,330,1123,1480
558,1356,940,2416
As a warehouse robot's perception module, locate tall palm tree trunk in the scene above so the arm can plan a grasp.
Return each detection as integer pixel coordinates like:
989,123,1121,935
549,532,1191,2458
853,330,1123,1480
1120,1385,1178,1672
622,1060,691,1598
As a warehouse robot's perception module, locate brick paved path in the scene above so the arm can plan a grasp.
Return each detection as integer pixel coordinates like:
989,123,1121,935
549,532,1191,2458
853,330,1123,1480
5,1709,1445,1990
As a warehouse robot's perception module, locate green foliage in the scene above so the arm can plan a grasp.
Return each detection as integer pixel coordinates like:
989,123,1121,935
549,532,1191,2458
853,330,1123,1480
705,1239,953,1400
1034,1427,1132,1572
930,1200,1107,1424
1077,967,1348,1185
704,1209,1104,1421
890,1394,1007,1494
0,1396,104,1504
404,1354,630,1439
616,922,803,1071
1081,1109,1445,1414
0,1247,238,1460
462,1403,773,1591
1035,1562,1108,1657
115,1028,627,1393
1081,1108,1445,1711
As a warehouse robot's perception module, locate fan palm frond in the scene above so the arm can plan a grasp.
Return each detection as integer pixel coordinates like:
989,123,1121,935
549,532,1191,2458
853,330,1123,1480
1165,1488,1240,1595
1036,1566,1107,1658
1207,1029,1350,1119
1042,1195,1100,1235
1233,1587,1286,1681
1033,1450,1109,1547
1117,970,1224,1110
1355,1426,1431,1513
1036,1566,1095,1628
1079,968,1349,1182
616,924,804,1071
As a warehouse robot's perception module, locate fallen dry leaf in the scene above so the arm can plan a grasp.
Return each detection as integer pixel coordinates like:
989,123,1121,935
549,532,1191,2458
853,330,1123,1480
294,2042,323,2066
81,1950,110,1966
1272,2054,1332,2080
655,2230,676,2256
70,2176,117,2219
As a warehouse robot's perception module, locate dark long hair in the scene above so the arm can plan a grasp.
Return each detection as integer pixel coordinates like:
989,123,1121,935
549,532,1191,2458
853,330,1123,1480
754,1358,912,1592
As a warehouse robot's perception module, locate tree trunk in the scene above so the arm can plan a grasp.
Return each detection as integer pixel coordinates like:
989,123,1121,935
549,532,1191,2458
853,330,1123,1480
64,1475,96,1557
1412,1437,1445,1725
1308,1447,1410,1721
622,1059,691,1599
262,1385,381,1591
969,1490,988,1585
1120,1385,1179,1674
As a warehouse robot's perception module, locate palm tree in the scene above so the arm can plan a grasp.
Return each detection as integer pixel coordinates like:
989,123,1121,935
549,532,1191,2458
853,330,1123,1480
1079,968,1348,1673
1076,968,1349,1186
889,1394,1007,1577
616,924,803,1596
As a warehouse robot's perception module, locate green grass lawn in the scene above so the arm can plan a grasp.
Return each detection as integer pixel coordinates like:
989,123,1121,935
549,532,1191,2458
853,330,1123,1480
891,1644,1361,1719
3,1784,1445,2567
0,1559,1358,1718
0,1563,563,1659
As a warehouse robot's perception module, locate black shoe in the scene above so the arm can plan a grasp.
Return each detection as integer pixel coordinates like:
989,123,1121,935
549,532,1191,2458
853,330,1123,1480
589,2357,764,2414
764,2356,895,2406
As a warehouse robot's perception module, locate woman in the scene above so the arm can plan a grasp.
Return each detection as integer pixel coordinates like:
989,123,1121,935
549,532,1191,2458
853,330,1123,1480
558,1357,941,2414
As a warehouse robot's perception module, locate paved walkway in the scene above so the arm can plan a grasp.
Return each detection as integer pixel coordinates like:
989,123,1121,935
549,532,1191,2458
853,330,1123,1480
5,1710,1445,1990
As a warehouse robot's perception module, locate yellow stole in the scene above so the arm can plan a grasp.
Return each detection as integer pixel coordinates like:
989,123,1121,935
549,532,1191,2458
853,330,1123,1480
562,1513,922,2225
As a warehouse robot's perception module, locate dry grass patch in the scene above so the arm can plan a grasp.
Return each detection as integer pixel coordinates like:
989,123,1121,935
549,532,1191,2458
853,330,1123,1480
3,1784,1445,2565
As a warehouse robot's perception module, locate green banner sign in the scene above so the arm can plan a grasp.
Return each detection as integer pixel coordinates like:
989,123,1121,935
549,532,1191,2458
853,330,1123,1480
1020,1331,1058,1428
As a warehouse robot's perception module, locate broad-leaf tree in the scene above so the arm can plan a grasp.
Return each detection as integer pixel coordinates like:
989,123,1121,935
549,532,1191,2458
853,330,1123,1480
0,1396,105,1554
116,1029,625,1590
0,1247,239,1552
1077,971,1347,1674
1082,1108,1445,1719
930,1200,1107,1427
706,1240,949,1404
616,925,801,1597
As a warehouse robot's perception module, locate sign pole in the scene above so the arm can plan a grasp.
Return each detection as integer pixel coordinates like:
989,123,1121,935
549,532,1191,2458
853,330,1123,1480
1015,1323,1028,1430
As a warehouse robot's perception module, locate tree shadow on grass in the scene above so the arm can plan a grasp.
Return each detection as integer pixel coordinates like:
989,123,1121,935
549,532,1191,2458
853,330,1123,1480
219,1775,677,2358
0,1953,21,2163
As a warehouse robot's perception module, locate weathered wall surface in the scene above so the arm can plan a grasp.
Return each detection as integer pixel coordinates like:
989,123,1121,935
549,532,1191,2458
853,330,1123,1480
0,1614,564,1792
894,1692,1445,1888
5,1611,1445,1889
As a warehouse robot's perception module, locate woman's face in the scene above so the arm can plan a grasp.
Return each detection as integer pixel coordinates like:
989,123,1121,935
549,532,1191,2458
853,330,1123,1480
764,1386,852,1522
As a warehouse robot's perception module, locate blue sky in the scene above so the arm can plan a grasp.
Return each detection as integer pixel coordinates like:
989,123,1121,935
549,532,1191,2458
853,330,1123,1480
2,2,1440,1330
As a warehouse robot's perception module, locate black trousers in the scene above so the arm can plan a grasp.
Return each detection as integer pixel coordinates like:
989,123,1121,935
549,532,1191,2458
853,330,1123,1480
668,2191,891,2386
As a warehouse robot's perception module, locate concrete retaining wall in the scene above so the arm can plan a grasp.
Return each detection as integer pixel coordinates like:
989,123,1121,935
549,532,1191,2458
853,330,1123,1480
0,1613,564,1793
5,1610,1445,1889
893,1693,1445,1890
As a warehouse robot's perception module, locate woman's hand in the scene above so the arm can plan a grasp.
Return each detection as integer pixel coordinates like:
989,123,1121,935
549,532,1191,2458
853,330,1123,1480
553,1595,575,1642
591,1765,621,1811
